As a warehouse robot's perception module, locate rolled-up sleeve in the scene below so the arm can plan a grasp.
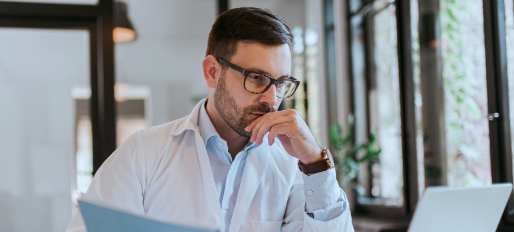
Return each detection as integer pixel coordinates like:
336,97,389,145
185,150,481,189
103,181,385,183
302,168,346,221
281,167,354,232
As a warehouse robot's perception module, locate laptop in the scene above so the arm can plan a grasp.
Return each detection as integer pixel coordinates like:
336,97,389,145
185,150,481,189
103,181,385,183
408,183,513,232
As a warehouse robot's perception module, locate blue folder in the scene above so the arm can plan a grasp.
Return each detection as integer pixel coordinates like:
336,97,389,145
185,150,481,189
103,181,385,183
79,200,215,232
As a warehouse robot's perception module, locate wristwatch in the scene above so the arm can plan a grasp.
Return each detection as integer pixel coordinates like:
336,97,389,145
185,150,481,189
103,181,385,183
298,147,333,176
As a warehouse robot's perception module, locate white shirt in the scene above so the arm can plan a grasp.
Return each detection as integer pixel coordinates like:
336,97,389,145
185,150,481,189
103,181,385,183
198,101,347,228
66,99,355,232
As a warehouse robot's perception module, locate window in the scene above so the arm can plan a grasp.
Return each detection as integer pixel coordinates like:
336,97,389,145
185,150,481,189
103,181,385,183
367,2,403,206
337,0,514,228
344,0,419,216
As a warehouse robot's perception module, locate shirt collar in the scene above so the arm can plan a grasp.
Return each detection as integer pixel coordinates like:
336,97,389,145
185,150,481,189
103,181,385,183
198,99,219,146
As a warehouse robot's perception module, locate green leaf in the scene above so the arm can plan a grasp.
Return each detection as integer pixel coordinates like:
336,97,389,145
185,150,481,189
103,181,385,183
329,113,381,188
330,125,343,151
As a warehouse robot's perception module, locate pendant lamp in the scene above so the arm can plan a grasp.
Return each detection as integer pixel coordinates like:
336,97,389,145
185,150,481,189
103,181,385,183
114,1,137,43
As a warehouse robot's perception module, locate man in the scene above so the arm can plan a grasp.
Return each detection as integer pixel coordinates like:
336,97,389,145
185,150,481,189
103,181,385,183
67,7,354,232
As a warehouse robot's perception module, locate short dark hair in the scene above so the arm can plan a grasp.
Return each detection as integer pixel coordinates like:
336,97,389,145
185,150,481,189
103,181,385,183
206,7,294,61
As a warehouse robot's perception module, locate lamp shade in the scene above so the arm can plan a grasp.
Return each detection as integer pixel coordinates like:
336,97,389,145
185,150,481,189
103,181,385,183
114,1,136,43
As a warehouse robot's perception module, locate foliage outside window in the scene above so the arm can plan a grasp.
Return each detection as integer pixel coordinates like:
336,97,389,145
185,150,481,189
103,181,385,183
330,116,381,196
440,0,492,187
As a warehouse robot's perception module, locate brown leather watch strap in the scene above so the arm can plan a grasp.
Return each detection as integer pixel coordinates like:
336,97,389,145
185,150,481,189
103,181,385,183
298,147,333,176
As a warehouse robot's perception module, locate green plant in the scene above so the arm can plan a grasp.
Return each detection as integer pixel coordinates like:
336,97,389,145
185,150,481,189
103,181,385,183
330,114,382,193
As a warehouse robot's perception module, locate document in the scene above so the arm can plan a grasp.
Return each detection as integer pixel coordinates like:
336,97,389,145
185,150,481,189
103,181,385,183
79,198,216,232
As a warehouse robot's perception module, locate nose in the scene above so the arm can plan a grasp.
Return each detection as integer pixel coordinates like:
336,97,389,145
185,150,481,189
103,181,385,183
259,84,279,108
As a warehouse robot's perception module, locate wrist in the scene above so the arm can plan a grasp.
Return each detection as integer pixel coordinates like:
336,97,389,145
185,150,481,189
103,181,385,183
298,147,333,176
300,148,324,165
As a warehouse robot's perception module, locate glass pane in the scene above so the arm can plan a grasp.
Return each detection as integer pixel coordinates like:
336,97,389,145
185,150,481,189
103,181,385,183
440,0,492,187
365,4,403,206
349,15,371,200
0,0,98,5
0,28,89,232
506,0,514,186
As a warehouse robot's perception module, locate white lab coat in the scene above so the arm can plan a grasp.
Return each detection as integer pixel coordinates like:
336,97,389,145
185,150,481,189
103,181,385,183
66,99,354,232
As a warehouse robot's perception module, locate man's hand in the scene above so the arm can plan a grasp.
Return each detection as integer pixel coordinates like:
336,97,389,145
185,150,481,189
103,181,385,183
245,109,323,165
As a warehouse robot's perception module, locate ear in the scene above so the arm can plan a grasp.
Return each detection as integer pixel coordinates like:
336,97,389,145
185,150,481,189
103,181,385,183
202,55,221,88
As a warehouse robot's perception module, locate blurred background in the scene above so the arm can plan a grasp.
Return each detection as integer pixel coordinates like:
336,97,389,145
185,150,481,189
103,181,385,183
0,0,514,231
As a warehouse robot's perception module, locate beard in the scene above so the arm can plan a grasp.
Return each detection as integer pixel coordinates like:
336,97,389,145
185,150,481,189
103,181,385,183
214,72,275,138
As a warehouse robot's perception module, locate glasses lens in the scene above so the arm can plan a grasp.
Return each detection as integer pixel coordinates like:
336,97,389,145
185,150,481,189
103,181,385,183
276,79,297,98
245,72,271,92
244,73,298,98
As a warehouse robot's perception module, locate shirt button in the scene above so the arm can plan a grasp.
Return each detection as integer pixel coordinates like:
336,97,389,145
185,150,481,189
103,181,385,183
224,205,229,210
307,190,313,196
210,217,217,225
218,141,223,146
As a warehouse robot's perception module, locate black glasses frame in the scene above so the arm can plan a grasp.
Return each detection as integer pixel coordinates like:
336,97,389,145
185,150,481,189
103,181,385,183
216,57,300,99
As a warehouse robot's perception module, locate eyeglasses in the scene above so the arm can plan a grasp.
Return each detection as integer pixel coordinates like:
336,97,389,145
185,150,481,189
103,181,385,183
216,57,300,99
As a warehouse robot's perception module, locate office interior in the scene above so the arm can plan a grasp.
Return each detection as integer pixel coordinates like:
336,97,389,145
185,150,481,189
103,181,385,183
0,0,513,231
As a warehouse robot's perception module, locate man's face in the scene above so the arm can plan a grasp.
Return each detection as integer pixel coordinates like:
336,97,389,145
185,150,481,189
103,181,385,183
214,42,292,138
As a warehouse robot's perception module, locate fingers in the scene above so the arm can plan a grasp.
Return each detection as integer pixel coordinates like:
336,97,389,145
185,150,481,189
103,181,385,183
267,123,294,146
250,114,289,141
250,115,296,145
246,109,297,132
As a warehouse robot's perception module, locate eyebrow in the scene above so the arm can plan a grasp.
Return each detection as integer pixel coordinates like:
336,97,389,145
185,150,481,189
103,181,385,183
246,67,291,79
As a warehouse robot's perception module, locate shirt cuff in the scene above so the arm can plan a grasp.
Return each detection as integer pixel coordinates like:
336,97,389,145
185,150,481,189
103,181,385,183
302,167,342,212
305,199,345,221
